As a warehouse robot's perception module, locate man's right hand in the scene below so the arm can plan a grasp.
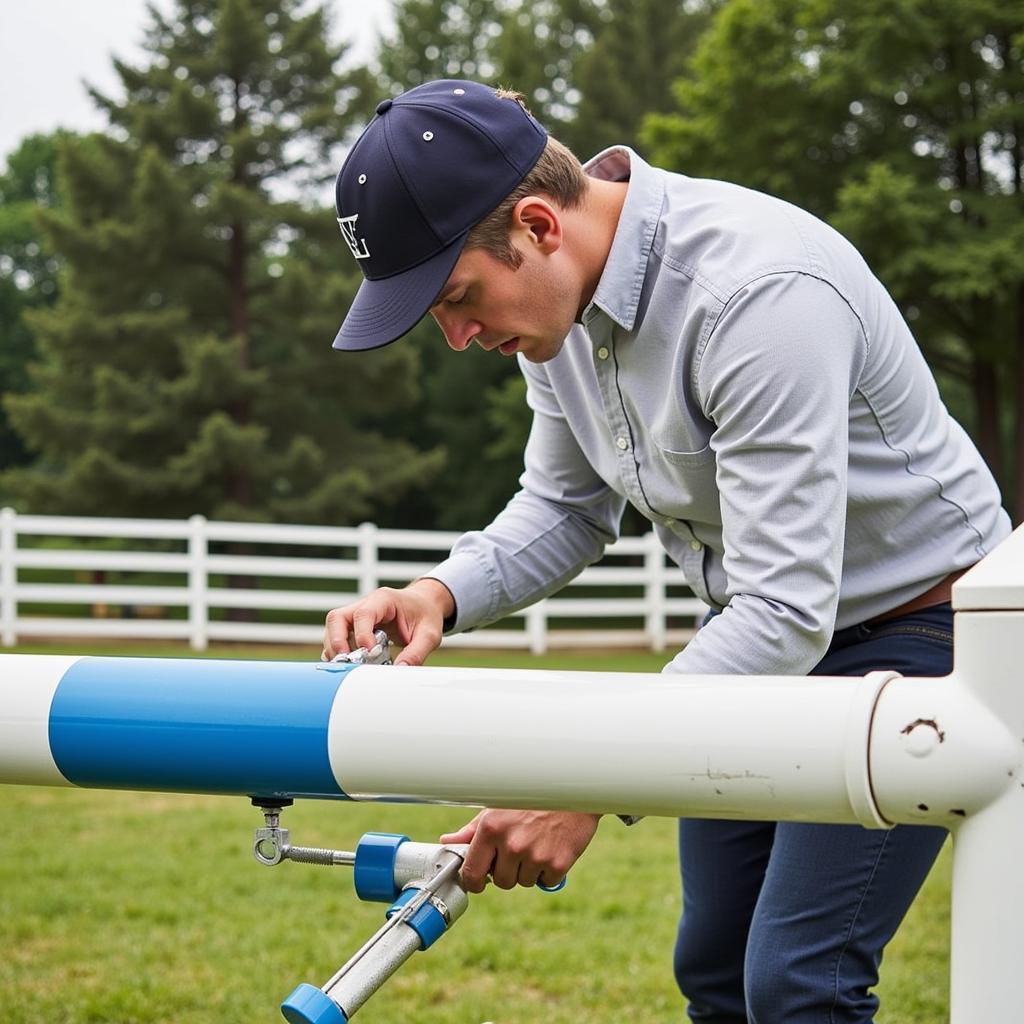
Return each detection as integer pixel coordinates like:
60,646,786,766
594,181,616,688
322,578,454,667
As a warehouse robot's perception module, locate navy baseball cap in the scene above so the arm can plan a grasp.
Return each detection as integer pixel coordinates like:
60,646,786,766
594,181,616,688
332,80,548,351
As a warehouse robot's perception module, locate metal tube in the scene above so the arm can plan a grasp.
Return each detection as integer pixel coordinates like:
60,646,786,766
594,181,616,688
325,917,424,1017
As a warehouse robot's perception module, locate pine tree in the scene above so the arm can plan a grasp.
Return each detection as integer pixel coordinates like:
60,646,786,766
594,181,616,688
0,133,66,476
570,0,716,158
2,0,441,523
643,0,856,215
373,0,599,138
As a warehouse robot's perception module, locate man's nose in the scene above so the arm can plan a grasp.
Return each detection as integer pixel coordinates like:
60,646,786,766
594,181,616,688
432,310,482,352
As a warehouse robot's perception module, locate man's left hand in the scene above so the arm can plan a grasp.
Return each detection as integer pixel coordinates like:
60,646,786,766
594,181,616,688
440,808,601,893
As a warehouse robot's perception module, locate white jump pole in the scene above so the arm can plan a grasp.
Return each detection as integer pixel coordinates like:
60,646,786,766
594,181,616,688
1,524,1023,1021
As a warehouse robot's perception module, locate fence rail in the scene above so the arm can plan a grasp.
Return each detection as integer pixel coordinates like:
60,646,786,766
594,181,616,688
0,509,708,653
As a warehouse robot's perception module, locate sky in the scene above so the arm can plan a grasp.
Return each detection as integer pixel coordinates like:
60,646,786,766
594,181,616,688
0,0,395,165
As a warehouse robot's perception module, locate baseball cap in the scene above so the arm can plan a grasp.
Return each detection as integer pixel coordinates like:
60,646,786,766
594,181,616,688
332,80,548,352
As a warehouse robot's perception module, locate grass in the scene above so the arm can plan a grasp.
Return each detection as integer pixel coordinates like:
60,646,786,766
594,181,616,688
0,642,951,1023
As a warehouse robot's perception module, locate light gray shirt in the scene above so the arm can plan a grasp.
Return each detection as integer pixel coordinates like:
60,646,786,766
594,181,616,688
428,147,1011,676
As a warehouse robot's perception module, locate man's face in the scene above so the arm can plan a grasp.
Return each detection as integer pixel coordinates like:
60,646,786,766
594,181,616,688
430,243,580,364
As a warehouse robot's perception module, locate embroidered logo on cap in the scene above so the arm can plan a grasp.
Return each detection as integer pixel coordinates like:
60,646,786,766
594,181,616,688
337,214,371,260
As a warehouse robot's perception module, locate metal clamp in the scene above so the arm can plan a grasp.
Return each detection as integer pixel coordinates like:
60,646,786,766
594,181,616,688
251,799,357,868
319,629,392,667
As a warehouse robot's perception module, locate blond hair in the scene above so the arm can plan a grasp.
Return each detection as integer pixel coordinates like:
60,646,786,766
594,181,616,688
464,90,588,268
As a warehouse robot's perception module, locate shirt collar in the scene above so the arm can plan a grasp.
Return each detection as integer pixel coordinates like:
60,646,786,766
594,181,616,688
581,146,666,332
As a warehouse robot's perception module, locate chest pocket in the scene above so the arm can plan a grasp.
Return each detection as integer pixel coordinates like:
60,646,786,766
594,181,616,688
643,438,721,526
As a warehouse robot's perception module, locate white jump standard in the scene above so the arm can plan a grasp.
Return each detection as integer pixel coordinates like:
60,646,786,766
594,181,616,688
1,525,1022,1022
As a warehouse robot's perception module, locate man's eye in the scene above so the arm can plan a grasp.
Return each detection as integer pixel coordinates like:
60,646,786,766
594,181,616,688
448,291,467,306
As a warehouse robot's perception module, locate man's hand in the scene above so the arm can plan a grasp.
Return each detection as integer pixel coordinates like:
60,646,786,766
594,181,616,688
323,578,454,667
440,809,601,893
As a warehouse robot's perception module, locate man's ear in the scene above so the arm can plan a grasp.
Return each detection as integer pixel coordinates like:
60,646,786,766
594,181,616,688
511,196,562,254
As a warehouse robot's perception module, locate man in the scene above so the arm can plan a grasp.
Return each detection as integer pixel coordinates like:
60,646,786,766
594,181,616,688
322,80,1010,1022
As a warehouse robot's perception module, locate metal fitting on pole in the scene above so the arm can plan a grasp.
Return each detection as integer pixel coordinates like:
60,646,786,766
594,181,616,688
249,807,475,1023
279,844,469,1023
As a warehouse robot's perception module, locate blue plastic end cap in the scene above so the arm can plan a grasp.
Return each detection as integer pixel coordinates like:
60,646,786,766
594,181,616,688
280,983,348,1024
354,832,410,902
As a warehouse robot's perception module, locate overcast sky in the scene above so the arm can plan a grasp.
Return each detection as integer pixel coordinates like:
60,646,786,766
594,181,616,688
0,0,394,165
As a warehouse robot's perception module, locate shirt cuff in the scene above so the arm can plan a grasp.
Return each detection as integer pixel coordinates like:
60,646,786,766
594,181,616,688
424,551,496,634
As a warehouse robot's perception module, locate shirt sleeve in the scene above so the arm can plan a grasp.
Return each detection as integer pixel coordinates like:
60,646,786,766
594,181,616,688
427,357,626,633
664,272,869,677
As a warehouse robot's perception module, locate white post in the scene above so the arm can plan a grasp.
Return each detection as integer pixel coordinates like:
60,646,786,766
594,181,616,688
947,532,1024,1024
358,521,378,594
945,612,1024,1024
0,508,16,647
527,600,547,655
864,527,1024,1024
645,530,667,652
188,514,208,651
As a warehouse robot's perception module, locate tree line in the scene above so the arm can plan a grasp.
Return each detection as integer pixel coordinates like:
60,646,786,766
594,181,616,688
1,0,1021,529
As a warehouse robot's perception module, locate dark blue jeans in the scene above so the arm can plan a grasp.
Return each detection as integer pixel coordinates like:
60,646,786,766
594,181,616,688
674,605,952,1023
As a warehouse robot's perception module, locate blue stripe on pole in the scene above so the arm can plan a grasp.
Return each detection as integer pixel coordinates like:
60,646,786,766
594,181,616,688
48,657,356,798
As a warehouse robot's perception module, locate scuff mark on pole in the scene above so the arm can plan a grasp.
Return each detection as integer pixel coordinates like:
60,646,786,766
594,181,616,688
900,718,946,742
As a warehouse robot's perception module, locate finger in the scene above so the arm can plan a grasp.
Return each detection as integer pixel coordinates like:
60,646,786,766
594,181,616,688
351,606,385,651
460,832,497,893
517,862,542,888
323,608,354,659
490,851,520,890
322,627,348,660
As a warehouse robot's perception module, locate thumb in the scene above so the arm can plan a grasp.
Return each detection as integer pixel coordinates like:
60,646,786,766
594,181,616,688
394,625,441,667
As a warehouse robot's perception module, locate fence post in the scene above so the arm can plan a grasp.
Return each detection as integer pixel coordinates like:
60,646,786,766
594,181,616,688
527,600,548,655
645,530,667,652
0,508,16,647
358,522,378,594
188,514,208,651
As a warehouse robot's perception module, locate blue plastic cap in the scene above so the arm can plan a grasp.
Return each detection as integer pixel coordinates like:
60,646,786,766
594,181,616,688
354,832,410,902
280,983,348,1024
387,887,448,950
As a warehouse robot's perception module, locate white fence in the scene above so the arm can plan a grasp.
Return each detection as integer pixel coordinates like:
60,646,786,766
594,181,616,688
0,509,708,653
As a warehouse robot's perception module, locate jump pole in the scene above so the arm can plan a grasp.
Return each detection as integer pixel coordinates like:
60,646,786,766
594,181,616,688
1,524,1022,1022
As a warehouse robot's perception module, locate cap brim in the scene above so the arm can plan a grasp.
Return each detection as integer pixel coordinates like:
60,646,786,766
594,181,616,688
332,233,467,352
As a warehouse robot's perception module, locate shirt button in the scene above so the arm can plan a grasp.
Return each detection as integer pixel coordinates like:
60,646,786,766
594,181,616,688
597,346,610,360
616,436,628,451
690,540,703,551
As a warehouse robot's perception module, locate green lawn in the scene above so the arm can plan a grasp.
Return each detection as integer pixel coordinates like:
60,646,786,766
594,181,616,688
0,642,950,1023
